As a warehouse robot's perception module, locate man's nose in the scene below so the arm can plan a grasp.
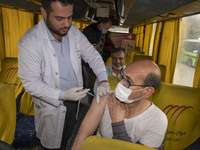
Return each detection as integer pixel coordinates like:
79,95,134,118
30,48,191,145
62,19,70,27
116,58,120,63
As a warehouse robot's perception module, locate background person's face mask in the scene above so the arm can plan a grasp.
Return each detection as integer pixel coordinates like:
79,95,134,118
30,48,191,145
101,28,108,34
115,82,146,103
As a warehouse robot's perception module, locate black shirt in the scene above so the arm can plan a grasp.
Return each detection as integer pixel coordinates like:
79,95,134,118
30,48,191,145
82,23,102,45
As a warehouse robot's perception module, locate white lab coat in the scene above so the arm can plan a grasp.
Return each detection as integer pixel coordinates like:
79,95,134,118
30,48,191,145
17,19,106,148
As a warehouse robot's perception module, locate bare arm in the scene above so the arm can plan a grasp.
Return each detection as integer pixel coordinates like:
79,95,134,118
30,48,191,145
72,94,109,150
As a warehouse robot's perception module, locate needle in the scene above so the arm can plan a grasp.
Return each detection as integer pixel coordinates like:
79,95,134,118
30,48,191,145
87,91,94,97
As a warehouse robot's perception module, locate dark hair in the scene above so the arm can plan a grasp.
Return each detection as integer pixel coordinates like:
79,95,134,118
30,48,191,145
42,0,73,14
144,72,161,90
111,48,126,56
97,17,112,25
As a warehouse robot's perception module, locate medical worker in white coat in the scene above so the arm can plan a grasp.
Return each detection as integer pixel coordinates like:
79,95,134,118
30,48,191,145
17,0,110,149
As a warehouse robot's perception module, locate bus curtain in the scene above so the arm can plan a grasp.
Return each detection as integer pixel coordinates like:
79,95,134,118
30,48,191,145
133,27,137,34
135,25,144,52
143,24,153,55
193,56,200,88
157,18,182,83
1,7,34,58
152,22,162,63
0,8,5,72
134,24,155,56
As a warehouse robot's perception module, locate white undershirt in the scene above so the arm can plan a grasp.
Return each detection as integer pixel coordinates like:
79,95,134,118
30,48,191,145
97,102,168,148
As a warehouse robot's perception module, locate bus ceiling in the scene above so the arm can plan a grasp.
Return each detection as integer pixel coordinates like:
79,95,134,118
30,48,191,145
1,0,200,28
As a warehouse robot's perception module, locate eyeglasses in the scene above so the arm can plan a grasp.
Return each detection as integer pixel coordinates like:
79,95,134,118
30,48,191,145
119,73,149,88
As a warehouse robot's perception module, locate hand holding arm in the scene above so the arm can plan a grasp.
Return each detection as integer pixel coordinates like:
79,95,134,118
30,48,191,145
108,92,126,123
108,93,132,142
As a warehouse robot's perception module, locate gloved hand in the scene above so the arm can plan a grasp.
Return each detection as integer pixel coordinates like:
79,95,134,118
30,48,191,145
96,82,110,103
64,87,90,101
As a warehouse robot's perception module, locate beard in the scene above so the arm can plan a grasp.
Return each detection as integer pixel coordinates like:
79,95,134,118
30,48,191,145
112,65,123,71
46,16,70,37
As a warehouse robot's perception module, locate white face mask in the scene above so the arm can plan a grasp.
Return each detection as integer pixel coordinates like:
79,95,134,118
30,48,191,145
114,83,145,103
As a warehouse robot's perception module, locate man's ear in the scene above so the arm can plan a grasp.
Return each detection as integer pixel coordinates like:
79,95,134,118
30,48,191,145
40,7,47,21
143,87,154,99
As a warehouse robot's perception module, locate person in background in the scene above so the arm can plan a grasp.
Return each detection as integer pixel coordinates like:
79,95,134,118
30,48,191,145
102,31,115,63
82,17,112,55
72,60,168,150
93,47,126,95
106,47,126,77
82,17,112,103
17,0,109,149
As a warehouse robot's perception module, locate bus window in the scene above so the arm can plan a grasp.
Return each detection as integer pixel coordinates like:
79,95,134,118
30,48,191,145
174,14,200,87
182,39,200,67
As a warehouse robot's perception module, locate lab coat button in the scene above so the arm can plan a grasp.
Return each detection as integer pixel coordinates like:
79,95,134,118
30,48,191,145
53,54,56,57
55,72,58,75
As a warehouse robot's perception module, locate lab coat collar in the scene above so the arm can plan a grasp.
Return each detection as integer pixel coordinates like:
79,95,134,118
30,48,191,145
36,18,49,40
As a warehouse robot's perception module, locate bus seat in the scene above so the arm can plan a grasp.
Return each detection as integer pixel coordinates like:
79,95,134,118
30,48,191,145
108,75,119,91
0,57,34,115
136,51,145,55
132,54,153,62
0,83,16,144
125,50,136,66
158,64,166,82
150,82,200,150
106,57,112,66
134,47,141,52
0,58,22,98
125,50,145,66
20,91,34,115
82,136,156,150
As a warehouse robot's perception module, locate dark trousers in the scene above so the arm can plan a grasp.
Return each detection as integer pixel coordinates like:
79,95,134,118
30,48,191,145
82,59,96,103
61,101,78,150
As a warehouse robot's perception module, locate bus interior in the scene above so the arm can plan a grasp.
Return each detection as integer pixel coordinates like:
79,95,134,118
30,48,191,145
0,0,200,150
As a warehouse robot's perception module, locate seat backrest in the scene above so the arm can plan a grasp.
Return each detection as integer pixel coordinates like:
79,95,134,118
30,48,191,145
134,47,141,52
0,83,16,144
125,50,145,66
150,82,200,150
125,50,136,66
82,136,156,150
132,54,153,62
157,64,166,82
106,57,112,66
108,75,119,91
20,92,34,115
0,58,22,98
0,57,34,115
